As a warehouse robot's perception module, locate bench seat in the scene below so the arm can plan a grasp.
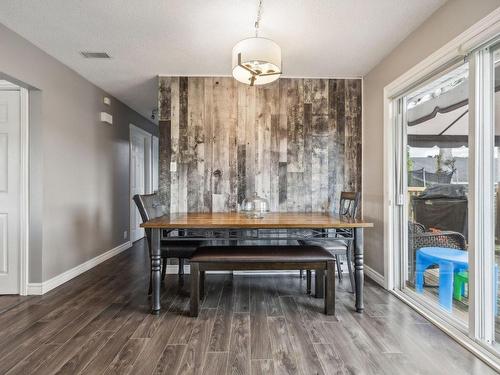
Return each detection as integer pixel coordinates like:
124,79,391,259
190,245,336,317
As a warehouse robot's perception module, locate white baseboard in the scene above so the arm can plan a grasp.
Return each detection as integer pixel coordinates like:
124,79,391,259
26,283,43,295
27,241,132,295
364,265,385,288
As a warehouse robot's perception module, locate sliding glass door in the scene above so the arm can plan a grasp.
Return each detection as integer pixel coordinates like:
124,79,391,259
393,37,500,356
396,62,470,325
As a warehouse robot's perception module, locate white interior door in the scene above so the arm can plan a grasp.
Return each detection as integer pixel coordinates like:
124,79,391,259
130,125,152,243
0,89,20,294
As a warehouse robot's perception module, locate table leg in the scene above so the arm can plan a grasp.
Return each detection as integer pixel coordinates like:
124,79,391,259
438,261,454,313
190,263,200,317
354,227,364,313
151,228,161,315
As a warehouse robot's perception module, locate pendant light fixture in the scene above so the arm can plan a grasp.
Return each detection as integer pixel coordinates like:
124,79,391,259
232,0,282,86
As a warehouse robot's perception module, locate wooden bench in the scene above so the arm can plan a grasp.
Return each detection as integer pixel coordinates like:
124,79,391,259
189,245,336,317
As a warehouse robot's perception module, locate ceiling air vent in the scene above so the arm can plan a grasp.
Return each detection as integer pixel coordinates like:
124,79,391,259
80,51,111,59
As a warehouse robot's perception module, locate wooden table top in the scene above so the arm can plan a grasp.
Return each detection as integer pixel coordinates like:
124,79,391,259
141,212,374,229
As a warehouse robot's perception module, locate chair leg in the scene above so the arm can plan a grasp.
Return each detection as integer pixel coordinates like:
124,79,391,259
306,270,312,294
190,263,200,317
178,258,185,276
315,269,325,298
300,270,303,278
148,271,152,295
335,255,343,280
346,248,355,294
325,261,336,315
200,271,205,300
161,258,167,282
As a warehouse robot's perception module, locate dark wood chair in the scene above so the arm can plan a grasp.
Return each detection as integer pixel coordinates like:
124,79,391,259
299,191,361,293
189,245,336,317
133,193,203,294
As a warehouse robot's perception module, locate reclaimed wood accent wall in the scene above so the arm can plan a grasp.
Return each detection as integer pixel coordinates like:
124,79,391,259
158,77,362,214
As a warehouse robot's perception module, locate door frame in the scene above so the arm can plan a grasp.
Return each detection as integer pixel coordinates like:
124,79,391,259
0,81,30,295
129,124,153,242
19,87,29,296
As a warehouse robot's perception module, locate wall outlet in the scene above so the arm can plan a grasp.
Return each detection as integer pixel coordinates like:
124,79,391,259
123,230,128,240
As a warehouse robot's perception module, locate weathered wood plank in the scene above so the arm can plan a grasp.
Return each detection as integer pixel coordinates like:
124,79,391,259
187,77,205,212
228,79,239,211
278,79,289,164
158,77,171,121
211,78,233,211
203,77,214,212
278,162,287,211
286,79,304,174
168,76,180,212
244,84,257,197
303,103,313,212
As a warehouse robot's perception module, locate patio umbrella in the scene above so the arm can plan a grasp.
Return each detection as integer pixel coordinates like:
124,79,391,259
407,66,500,148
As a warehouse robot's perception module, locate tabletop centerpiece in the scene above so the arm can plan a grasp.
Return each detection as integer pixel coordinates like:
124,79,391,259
240,192,270,219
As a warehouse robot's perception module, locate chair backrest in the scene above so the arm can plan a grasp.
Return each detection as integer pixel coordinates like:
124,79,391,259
408,168,425,187
338,192,361,219
409,221,426,234
133,193,166,250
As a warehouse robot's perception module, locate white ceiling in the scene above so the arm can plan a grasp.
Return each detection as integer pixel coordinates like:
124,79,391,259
0,0,446,121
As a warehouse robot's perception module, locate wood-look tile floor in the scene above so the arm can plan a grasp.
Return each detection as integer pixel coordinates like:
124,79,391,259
0,239,497,375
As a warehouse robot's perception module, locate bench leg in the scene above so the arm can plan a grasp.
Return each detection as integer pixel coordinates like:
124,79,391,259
315,269,324,298
200,270,205,300
306,270,312,294
325,261,336,315
190,263,200,317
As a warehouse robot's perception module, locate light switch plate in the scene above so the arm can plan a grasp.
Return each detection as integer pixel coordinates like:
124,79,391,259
170,162,177,172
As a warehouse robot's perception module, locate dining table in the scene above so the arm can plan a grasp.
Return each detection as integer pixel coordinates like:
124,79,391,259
141,212,374,315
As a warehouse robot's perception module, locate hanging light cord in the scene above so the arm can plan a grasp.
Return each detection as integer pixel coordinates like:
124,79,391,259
254,0,263,37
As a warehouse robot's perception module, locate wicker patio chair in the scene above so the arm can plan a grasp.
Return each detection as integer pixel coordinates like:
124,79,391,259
408,221,466,285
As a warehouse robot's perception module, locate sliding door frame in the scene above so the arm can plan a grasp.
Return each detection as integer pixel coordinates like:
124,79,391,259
469,44,496,345
383,8,500,370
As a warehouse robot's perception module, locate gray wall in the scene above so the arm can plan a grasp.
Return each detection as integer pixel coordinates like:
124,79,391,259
0,23,157,282
363,0,500,275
